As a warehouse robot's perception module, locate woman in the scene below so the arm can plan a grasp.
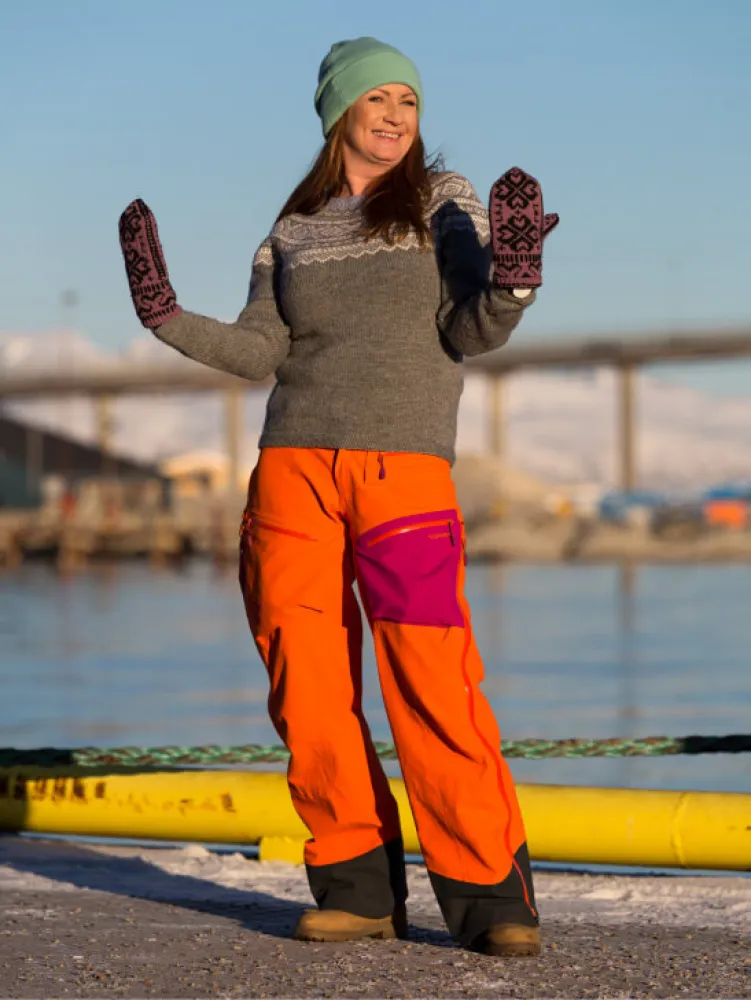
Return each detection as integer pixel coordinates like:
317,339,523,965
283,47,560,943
118,36,558,957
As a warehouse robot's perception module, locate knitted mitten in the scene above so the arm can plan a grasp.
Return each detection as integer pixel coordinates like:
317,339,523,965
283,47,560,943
489,167,559,289
118,199,182,328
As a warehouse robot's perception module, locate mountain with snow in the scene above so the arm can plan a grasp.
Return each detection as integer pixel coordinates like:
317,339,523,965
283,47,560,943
2,330,751,490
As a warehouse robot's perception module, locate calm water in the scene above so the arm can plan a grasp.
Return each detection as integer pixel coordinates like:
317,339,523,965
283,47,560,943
0,562,749,793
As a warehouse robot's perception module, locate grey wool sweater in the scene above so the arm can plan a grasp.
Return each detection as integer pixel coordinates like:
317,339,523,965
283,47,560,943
155,171,535,464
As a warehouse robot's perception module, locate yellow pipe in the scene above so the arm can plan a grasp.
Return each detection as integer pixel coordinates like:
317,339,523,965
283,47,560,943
0,768,748,871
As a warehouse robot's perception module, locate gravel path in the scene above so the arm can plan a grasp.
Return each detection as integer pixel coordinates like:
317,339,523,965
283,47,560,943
1,837,748,998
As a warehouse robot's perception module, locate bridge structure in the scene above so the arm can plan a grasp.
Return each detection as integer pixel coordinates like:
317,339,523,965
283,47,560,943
2,324,751,494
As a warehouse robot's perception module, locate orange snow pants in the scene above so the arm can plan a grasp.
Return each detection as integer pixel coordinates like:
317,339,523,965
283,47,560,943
239,447,537,945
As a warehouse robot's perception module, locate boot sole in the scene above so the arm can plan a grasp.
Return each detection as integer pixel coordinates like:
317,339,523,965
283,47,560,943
294,925,398,943
481,941,541,958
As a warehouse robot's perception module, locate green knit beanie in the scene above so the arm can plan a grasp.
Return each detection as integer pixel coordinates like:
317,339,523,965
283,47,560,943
314,37,423,137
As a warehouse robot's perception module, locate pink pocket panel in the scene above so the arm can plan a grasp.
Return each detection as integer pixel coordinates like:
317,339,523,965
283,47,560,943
355,510,464,628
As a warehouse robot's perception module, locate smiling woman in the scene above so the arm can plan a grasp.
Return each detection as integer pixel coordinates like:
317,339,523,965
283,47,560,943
117,33,559,959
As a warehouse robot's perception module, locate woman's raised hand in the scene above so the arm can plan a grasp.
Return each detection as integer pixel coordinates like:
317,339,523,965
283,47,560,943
489,167,559,289
118,199,183,329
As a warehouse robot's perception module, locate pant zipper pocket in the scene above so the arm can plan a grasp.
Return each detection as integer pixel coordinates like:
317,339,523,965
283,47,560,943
366,519,453,548
240,511,317,542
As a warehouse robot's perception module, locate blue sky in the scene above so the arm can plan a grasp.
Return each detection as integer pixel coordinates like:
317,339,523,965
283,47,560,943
1,0,749,393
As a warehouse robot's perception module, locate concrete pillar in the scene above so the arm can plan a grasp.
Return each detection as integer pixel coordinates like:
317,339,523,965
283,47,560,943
616,365,637,492
224,386,243,498
25,424,42,492
488,375,505,457
94,395,113,473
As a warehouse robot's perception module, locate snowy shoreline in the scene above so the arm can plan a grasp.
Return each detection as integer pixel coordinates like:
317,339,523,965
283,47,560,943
2,838,748,932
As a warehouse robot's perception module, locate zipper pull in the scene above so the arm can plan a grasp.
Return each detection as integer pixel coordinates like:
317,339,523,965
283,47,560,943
448,520,455,546
378,454,386,480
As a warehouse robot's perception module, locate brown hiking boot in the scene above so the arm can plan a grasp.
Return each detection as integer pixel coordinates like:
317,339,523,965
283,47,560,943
293,903,408,942
472,923,541,957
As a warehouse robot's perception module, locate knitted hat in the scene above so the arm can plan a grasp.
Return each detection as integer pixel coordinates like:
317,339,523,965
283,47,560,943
314,37,423,137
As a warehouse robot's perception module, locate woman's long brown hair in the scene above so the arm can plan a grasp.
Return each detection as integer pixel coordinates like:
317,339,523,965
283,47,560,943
277,114,441,247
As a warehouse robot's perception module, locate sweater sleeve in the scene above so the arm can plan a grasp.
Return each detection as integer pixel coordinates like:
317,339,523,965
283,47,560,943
431,173,535,358
153,238,291,381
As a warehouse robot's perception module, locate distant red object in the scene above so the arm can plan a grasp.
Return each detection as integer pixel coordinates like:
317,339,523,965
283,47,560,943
703,499,748,530
61,492,77,519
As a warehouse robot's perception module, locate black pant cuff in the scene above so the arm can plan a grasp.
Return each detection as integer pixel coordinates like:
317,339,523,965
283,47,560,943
306,837,407,919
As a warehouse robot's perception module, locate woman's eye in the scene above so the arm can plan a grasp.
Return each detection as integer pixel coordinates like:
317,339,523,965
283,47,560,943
368,96,382,102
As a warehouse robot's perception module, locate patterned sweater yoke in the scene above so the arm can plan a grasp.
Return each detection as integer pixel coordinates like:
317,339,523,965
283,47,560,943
155,171,535,464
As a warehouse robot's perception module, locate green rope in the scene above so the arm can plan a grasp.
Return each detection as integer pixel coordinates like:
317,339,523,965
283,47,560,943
0,734,748,770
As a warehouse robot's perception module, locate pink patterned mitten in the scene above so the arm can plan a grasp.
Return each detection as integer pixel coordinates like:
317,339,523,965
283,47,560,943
489,167,559,289
118,199,182,328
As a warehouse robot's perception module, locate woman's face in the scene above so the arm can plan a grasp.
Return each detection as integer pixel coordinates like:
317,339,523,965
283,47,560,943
343,84,418,170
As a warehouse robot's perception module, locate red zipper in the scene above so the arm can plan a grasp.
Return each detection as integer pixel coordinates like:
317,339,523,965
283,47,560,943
367,519,454,548
458,606,538,920
240,511,316,542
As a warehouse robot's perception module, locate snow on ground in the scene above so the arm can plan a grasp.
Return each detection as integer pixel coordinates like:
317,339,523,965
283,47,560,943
0,838,748,933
